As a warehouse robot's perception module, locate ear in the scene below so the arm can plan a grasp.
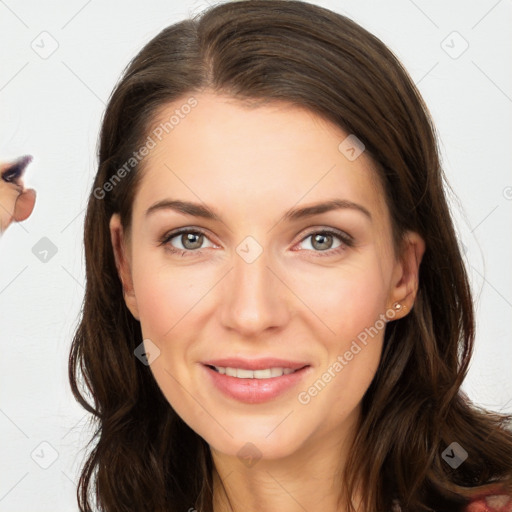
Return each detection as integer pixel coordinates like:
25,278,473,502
109,213,140,321
387,230,426,320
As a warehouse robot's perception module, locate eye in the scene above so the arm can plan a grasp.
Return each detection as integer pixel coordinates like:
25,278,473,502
295,229,353,256
159,228,216,255
159,227,354,257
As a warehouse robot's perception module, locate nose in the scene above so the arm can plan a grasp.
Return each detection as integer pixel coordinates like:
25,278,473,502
218,244,291,337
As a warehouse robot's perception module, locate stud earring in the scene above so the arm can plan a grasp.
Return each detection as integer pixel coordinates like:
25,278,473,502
393,302,402,311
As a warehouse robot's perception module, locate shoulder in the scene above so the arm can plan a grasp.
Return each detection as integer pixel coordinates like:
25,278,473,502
464,484,512,512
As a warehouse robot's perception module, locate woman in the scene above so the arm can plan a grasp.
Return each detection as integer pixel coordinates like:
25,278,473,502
69,1,512,511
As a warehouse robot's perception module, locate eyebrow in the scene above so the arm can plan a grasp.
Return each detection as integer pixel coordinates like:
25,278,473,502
145,198,372,223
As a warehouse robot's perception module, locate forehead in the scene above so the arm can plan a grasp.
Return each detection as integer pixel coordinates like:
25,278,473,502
132,91,388,223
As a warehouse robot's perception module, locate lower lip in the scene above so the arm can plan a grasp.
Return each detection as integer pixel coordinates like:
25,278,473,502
203,364,311,404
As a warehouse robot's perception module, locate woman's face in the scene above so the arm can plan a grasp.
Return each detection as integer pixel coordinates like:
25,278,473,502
110,91,423,463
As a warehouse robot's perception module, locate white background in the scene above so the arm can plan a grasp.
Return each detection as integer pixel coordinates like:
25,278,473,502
0,0,511,510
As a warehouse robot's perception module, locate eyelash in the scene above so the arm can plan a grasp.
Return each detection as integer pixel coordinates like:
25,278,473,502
158,227,354,258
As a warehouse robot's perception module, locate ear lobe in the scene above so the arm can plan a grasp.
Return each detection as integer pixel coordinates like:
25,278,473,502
109,213,140,321
388,231,426,317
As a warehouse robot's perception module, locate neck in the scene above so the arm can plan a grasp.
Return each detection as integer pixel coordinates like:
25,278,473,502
210,409,363,512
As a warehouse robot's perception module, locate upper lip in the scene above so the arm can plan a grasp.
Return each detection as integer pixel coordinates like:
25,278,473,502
202,358,310,371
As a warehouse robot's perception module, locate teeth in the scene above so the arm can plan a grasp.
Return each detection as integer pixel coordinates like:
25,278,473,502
212,366,297,379
237,368,253,378
225,367,237,377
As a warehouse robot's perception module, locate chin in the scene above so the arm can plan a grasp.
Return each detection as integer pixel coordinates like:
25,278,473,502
194,410,315,462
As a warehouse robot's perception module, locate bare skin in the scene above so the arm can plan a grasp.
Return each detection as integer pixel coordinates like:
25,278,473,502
110,91,425,512
0,155,36,235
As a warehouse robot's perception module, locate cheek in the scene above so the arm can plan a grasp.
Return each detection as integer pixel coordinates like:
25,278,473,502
131,251,212,339
290,257,389,414
130,254,209,414
290,256,389,342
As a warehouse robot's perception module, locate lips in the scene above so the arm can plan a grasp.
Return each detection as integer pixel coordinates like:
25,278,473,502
202,357,309,371
202,357,311,404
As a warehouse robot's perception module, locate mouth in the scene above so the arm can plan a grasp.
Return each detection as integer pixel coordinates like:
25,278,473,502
1,155,33,186
203,357,309,375
202,358,311,404
205,364,307,379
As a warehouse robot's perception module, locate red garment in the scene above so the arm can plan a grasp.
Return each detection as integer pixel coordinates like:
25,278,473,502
464,483,512,512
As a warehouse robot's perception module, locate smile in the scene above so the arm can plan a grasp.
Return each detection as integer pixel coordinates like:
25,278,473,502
208,365,298,379
202,362,311,404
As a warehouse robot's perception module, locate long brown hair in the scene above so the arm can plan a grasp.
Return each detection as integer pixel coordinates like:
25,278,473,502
69,1,512,510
